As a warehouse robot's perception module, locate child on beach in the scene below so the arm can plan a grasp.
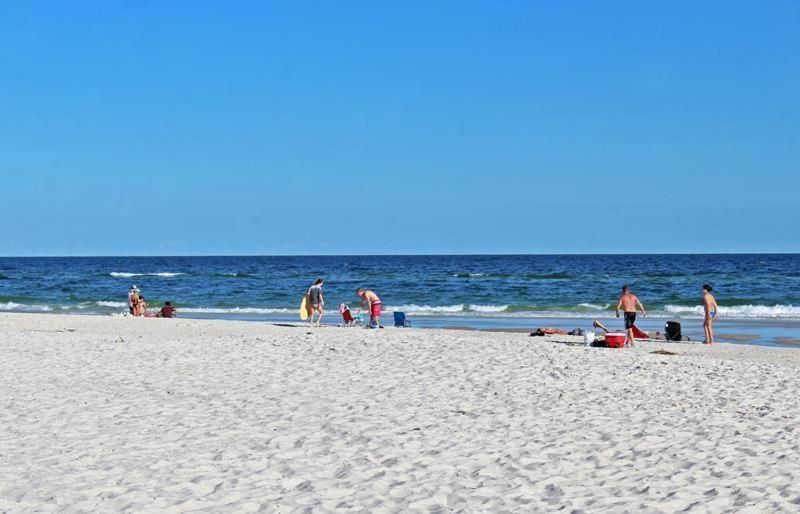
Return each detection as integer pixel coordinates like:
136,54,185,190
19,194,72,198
307,279,325,327
615,285,646,347
356,288,383,328
702,284,718,344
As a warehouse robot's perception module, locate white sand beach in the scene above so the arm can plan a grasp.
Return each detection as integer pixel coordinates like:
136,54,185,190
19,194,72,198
1,313,799,513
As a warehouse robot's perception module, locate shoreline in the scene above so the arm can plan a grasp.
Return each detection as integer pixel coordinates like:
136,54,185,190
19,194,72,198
4,309,799,348
1,312,799,511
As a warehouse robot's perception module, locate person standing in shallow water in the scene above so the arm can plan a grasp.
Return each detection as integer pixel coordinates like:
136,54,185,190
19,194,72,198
702,284,718,345
307,279,324,327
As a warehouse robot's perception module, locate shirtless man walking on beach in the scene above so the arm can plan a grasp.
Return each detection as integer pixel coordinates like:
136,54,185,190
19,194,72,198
616,285,646,347
356,288,383,328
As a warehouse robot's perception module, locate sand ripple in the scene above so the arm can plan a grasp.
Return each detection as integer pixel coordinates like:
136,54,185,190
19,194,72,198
1,313,799,512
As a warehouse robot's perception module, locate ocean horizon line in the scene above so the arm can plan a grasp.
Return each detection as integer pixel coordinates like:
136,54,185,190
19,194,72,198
2,251,800,258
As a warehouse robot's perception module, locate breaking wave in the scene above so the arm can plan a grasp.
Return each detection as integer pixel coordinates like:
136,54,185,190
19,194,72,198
95,301,128,308
664,304,800,319
0,302,54,312
179,307,296,315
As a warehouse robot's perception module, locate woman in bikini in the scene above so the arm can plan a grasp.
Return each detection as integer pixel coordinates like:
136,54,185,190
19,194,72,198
702,284,718,345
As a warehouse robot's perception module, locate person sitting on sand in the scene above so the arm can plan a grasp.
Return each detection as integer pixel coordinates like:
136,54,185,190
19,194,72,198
356,288,383,328
307,279,325,327
158,301,176,318
615,285,647,347
702,284,718,345
137,296,149,317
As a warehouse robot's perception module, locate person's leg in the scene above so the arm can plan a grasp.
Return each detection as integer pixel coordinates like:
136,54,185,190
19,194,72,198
309,305,318,327
316,306,324,327
593,320,610,333
703,317,711,344
705,317,714,344
625,313,636,347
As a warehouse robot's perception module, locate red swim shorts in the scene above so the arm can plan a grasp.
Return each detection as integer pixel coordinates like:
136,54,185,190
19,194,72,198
371,303,382,318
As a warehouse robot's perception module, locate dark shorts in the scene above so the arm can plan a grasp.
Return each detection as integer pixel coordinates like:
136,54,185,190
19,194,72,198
624,312,636,330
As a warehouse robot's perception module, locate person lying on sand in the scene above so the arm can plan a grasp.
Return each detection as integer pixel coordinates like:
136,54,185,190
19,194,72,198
530,327,585,337
593,320,663,340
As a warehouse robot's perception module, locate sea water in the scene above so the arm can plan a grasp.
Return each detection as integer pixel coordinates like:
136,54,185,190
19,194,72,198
1,254,799,345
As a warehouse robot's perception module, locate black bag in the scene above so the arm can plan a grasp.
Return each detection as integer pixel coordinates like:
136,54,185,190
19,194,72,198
665,321,688,341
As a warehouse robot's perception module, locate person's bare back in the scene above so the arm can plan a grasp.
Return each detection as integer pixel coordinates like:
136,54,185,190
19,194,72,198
615,285,646,347
363,290,380,304
618,292,639,313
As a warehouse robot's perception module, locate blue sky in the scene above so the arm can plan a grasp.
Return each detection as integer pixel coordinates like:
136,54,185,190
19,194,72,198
1,1,798,256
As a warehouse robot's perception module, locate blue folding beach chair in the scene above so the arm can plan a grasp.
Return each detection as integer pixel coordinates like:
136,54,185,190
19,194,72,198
393,311,411,327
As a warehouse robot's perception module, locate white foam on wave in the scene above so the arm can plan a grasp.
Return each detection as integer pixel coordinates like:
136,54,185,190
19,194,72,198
96,301,128,308
468,304,510,313
387,304,509,315
386,304,600,317
664,304,800,319
0,302,54,312
180,307,296,315
3,299,798,321
577,303,611,310
109,272,185,278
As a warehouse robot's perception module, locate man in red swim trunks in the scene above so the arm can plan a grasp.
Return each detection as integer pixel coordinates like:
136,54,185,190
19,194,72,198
356,288,383,328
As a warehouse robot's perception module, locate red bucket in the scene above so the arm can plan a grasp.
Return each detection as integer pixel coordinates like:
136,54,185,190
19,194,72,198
605,333,627,348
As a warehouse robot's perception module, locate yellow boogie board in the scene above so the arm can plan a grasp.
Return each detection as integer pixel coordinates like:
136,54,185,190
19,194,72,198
299,295,310,320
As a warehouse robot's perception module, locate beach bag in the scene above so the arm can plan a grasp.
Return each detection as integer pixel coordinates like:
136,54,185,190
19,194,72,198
665,321,686,341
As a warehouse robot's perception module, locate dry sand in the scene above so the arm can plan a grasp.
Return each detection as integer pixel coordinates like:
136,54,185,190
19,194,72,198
1,313,799,513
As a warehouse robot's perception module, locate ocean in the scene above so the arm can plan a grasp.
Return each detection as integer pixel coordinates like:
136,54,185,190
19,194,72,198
1,254,799,345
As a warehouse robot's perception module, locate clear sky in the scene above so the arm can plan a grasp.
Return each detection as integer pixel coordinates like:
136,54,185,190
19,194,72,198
1,1,798,256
